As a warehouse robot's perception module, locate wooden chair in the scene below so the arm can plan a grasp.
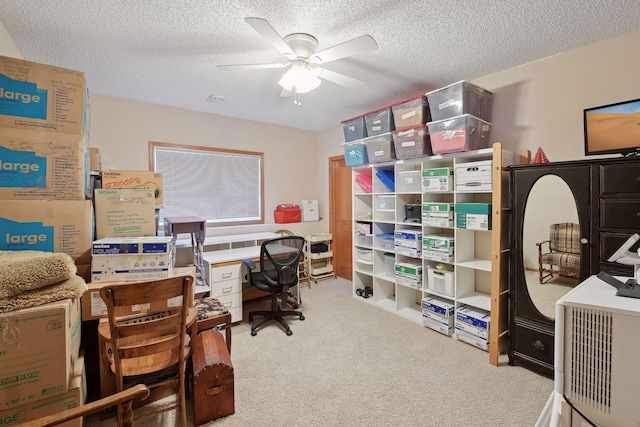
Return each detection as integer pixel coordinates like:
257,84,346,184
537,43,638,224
19,384,150,427
99,275,193,427
536,222,581,283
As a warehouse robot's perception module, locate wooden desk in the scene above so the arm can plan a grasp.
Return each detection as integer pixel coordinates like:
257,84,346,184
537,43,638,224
203,243,303,323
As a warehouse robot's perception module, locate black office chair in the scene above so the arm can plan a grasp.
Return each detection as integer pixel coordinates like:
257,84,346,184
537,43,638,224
242,236,306,336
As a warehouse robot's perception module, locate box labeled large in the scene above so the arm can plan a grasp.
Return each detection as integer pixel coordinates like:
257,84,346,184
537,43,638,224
274,204,301,224
0,55,88,135
91,236,173,282
0,199,93,264
101,170,164,205
394,229,422,257
0,298,81,410
455,203,492,230
455,160,492,192
0,374,84,427
94,189,156,239
455,328,489,351
0,129,89,200
422,167,453,192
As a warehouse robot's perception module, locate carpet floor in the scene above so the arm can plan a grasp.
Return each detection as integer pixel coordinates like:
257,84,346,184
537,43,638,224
86,277,553,426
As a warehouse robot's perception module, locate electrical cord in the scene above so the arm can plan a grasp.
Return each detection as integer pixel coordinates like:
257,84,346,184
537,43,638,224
562,394,596,427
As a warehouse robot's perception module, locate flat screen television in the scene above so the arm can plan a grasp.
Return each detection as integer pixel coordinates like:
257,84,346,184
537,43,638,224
583,98,640,156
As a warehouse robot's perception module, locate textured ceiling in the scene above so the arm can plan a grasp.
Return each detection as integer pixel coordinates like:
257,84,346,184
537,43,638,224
1,1,639,132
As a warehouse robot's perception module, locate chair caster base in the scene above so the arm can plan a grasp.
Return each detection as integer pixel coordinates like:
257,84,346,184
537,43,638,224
286,329,293,336
251,330,257,336
300,314,305,321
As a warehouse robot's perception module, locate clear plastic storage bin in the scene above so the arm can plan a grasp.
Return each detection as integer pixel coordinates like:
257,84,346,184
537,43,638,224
426,80,494,122
391,95,430,129
427,114,491,154
397,170,421,192
365,132,396,163
364,106,395,136
341,115,367,142
343,140,368,166
391,124,432,159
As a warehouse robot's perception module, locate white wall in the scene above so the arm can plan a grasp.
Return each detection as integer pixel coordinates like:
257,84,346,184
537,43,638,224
0,21,21,59
88,95,326,237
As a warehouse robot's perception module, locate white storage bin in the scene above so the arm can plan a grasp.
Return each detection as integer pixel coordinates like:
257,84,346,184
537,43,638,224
376,195,395,210
427,267,455,296
356,233,373,247
356,248,373,262
397,170,421,193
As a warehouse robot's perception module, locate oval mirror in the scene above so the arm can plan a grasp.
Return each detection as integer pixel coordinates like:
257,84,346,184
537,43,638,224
523,175,580,319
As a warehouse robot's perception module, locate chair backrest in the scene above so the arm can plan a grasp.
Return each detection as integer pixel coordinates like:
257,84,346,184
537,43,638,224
259,236,305,287
549,222,581,254
99,275,193,380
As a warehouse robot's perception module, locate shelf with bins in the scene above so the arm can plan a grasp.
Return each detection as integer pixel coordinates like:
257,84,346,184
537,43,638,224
351,143,515,362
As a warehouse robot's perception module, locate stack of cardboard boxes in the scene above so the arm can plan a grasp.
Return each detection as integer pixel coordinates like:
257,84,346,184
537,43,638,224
0,55,90,424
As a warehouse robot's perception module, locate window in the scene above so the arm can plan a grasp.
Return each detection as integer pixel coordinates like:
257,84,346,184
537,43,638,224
150,141,264,227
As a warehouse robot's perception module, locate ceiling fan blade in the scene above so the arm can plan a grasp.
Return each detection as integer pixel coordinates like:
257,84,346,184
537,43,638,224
314,67,366,89
280,88,293,97
310,35,377,64
245,17,296,58
217,62,289,71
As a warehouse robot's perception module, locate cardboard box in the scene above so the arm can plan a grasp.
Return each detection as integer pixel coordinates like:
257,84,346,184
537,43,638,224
455,328,489,351
394,262,422,289
0,55,87,135
455,203,492,230
0,199,93,264
422,311,454,336
0,373,84,427
455,305,491,338
421,296,455,318
93,188,156,239
455,160,492,192
90,236,174,283
422,167,453,192
101,170,163,205
80,267,196,321
0,129,89,200
89,147,101,172
0,298,81,410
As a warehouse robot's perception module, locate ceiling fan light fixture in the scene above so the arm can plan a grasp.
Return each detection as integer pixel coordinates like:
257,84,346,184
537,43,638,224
277,61,321,94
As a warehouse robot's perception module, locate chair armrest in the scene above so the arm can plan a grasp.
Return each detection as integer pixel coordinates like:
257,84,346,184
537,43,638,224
20,384,150,427
241,258,256,270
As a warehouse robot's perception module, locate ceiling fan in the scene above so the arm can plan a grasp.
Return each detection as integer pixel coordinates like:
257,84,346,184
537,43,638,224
217,18,378,104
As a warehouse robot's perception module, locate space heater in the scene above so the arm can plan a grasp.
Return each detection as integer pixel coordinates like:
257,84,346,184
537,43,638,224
554,275,640,427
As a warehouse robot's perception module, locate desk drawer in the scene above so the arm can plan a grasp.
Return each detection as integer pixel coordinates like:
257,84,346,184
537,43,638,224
216,293,243,322
210,279,242,297
210,264,242,282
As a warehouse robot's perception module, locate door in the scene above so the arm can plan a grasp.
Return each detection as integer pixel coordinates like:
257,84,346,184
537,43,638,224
329,155,352,280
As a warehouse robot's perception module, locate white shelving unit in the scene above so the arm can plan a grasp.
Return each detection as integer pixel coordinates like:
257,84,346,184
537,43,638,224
306,232,335,283
351,143,514,364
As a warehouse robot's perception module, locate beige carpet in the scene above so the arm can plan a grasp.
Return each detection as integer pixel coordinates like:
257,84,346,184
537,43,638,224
86,277,552,427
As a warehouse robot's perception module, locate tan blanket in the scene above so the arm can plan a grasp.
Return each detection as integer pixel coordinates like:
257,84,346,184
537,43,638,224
0,275,87,313
0,250,77,299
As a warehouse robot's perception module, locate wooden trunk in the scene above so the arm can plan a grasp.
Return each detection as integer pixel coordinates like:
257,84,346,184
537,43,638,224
191,329,235,426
